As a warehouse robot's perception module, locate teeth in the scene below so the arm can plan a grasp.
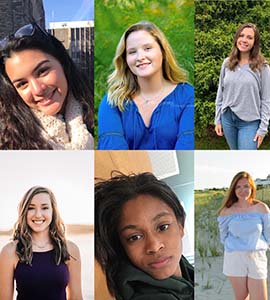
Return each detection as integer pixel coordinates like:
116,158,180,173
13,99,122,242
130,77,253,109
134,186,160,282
33,220,44,224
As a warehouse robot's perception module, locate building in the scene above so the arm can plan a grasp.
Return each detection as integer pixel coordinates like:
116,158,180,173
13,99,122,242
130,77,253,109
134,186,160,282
255,175,270,187
49,21,94,79
0,0,45,38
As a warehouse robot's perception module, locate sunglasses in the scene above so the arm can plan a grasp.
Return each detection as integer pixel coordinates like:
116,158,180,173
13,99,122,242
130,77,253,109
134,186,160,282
0,22,49,52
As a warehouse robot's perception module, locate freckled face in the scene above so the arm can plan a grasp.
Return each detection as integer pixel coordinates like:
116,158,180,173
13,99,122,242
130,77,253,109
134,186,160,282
126,30,163,80
118,194,183,280
26,193,53,233
235,178,252,202
5,49,68,115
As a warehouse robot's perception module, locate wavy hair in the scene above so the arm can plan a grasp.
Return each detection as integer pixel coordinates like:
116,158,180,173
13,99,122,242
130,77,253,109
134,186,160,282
107,21,188,110
218,171,258,214
13,186,70,265
0,26,93,149
95,172,186,298
227,23,265,72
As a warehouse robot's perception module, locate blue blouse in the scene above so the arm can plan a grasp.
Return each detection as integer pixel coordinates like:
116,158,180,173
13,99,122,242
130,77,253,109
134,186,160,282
97,83,194,150
217,212,270,252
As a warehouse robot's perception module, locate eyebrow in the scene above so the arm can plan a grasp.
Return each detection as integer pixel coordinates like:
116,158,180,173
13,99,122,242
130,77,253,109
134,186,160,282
12,59,50,84
119,211,172,233
28,203,50,207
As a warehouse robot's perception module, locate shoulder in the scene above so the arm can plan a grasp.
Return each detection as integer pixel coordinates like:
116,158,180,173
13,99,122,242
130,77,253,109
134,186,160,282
173,83,194,103
253,201,270,213
219,206,232,216
0,241,18,266
66,240,81,259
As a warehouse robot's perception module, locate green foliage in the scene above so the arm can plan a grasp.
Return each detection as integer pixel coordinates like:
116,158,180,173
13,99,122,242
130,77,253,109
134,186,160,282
94,0,194,143
195,0,270,145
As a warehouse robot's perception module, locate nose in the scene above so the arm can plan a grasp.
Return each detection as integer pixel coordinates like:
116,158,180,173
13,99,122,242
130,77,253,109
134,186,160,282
145,233,164,254
136,49,145,61
34,209,42,218
30,78,46,96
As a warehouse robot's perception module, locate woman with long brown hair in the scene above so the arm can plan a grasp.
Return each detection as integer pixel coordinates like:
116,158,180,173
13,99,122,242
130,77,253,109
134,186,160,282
215,23,270,150
218,171,270,299
0,186,82,300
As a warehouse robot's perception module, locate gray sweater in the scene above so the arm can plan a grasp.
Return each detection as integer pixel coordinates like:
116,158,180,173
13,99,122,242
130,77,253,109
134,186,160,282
215,58,270,136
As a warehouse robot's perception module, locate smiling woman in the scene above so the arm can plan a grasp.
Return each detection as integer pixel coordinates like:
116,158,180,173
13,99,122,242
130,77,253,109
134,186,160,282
95,172,194,300
0,22,94,150
0,186,83,300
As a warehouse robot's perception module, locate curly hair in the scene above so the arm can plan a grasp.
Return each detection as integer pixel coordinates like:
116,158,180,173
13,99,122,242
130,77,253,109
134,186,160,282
95,172,186,298
0,25,93,149
13,186,70,265
227,23,266,72
107,21,188,110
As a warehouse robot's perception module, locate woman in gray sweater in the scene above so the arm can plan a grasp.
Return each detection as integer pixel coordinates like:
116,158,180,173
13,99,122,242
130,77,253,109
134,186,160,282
215,23,270,150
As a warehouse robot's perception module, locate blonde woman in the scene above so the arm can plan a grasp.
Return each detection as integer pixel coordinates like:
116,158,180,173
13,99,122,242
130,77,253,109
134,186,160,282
98,21,194,150
218,171,270,300
0,186,82,300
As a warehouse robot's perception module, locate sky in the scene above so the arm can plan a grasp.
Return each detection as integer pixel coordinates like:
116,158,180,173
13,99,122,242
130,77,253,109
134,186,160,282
195,151,270,190
43,0,94,28
0,151,94,230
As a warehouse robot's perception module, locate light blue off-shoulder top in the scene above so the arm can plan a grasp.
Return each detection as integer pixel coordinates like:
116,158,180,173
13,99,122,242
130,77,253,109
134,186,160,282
217,212,270,252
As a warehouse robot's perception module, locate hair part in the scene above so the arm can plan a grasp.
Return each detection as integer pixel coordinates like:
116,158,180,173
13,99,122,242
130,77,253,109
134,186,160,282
107,21,188,110
13,186,70,265
227,23,266,72
218,171,257,214
95,172,186,297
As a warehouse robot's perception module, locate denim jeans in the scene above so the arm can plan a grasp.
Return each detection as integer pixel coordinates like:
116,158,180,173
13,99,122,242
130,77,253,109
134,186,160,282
221,108,260,150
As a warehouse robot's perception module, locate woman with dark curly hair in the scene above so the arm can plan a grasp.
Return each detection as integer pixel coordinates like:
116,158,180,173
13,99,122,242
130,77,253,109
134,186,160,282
0,22,94,149
0,186,83,300
95,172,194,300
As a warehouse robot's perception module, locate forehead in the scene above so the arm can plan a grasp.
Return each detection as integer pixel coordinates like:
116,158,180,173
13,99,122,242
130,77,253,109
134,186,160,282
239,27,255,36
126,30,157,47
30,192,52,205
236,177,250,185
119,194,175,224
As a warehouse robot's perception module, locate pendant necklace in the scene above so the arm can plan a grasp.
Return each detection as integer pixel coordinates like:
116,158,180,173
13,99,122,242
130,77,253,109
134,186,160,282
140,86,165,105
32,241,51,249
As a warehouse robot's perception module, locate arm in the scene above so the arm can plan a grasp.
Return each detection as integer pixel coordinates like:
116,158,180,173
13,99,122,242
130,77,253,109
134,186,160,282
215,59,227,134
0,242,16,300
255,64,270,145
66,241,83,300
98,95,129,150
175,84,194,150
217,215,229,245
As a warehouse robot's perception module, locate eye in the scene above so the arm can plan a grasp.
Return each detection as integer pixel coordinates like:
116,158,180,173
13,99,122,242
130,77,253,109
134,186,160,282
127,234,143,242
145,46,152,51
28,207,35,210
128,50,136,55
15,81,28,89
38,67,49,76
158,224,169,232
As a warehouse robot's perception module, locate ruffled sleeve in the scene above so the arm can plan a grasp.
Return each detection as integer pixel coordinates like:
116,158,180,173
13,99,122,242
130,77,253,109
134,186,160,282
217,215,231,244
262,213,270,244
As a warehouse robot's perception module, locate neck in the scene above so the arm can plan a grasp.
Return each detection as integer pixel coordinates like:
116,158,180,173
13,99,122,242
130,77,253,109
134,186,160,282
137,73,165,94
31,230,51,244
239,52,250,63
236,199,251,208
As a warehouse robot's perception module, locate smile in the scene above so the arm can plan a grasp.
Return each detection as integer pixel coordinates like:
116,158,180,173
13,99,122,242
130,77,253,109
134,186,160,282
36,89,56,106
148,256,172,269
32,220,45,224
136,62,150,68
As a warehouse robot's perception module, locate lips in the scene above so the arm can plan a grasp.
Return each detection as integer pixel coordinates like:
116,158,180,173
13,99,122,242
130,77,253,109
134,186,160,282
148,256,172,269
136,62,151,68
36,89,56,106
32,220,45,225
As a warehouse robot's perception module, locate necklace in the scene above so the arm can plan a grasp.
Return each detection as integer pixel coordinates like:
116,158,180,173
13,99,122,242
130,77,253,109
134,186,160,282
32,241,51,249
140,86,165,105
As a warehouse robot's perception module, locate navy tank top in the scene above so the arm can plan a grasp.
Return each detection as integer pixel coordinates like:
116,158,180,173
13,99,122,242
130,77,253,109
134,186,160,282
14,249,69,300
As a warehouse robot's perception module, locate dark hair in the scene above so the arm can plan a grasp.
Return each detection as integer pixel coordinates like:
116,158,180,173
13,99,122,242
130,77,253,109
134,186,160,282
0,27,93,149
95,172,186,298
227,23,265,71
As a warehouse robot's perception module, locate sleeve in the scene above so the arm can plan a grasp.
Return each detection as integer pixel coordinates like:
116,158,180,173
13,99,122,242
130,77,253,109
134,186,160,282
97,95,129,150
175,84,194,150
262,213,270,244
217,216,229,245
215,59,227,125
257,64,270,137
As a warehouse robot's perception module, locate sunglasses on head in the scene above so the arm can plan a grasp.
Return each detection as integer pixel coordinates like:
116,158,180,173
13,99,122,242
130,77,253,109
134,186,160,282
0,22,49,52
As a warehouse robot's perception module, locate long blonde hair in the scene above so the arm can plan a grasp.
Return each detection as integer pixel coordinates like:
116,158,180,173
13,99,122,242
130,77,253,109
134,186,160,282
13,186,70,265
227,23,265,72
218,171,257,214
107,21,188,110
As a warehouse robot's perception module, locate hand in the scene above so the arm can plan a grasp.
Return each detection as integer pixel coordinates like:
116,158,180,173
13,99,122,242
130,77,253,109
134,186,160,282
253,133,264,148
215,124,223,136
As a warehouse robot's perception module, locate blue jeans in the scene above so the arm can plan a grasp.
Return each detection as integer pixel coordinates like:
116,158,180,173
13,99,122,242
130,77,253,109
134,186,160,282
221,108,260,150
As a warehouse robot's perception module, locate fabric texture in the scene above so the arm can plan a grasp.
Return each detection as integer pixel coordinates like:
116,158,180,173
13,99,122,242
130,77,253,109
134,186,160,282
116,256,194,300
32,94,94,150
98,83,194,150
14,249,69,300
215,58,270,137
223,250,267,279
217,212,270,252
